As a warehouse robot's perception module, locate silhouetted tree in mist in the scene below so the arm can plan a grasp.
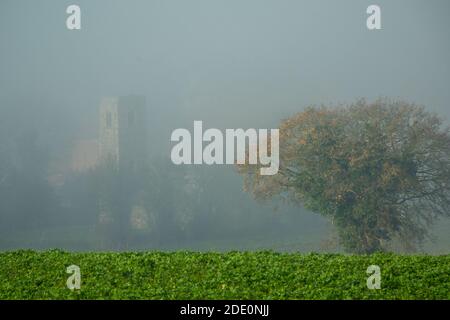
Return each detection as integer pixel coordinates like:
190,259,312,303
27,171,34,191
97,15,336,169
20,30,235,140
238,99,450,253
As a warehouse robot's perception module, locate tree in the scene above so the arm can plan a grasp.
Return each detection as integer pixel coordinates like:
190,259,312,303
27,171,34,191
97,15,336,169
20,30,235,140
237,99,450,253
91,158,136,250
0,129,56,231
90,156,191,249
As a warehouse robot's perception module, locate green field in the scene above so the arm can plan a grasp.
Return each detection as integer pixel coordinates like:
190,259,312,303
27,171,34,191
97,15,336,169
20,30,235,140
0,250,448,299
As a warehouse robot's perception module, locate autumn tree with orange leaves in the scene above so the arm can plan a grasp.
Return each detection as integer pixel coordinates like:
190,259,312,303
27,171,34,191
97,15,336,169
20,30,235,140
237,99,450,253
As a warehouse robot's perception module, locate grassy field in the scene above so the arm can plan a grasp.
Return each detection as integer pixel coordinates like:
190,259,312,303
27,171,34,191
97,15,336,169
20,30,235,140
0,250,448,299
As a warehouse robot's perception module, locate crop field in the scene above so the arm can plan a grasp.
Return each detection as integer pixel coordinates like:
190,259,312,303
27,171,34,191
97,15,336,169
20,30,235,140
0,250,448,299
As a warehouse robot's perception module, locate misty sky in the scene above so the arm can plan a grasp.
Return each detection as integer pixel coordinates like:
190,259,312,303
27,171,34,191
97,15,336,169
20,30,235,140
1,0,449,131
1,1,450,252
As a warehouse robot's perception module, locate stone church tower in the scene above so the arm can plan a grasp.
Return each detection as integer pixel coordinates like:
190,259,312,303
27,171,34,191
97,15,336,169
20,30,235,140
99,95,147,171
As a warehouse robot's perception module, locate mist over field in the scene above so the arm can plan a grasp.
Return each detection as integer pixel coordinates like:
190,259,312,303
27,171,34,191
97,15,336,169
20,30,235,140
1,0,449,253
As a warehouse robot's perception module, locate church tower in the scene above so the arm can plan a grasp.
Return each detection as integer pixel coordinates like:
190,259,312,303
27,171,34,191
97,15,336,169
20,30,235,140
99,95,147,171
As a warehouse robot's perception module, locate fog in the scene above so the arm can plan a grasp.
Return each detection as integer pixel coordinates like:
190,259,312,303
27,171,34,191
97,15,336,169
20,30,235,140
1,0,449,253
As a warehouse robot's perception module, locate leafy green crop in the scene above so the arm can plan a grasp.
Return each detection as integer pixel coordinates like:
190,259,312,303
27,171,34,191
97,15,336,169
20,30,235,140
0,250,448,299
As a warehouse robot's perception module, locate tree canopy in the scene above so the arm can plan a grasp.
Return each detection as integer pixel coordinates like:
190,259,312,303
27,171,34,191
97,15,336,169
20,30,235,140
237,99,450,253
